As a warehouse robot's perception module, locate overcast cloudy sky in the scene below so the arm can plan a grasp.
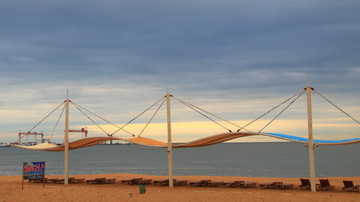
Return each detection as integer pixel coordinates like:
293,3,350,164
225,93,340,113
0,0,359,144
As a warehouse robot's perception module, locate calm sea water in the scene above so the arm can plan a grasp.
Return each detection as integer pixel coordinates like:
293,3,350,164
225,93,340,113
1,142,359,177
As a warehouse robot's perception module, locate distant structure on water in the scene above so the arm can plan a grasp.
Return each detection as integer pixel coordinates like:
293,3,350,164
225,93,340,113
11,128,89,146
11,131,48,146
0,142,9,147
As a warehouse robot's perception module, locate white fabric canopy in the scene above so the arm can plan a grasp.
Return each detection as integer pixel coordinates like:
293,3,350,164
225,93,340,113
12,131,360,152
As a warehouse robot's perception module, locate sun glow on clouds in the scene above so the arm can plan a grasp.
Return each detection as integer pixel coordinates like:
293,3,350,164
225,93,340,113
81,118,359,143
0,0,359,147
1,84,359,144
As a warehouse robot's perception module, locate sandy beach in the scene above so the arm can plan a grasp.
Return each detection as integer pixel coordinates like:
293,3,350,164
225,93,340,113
1,174,360,201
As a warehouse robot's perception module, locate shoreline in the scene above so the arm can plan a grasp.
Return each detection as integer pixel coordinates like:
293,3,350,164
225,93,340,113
1,174,360,201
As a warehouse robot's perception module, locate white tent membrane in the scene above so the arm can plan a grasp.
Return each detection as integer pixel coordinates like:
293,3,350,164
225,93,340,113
12,132,360,152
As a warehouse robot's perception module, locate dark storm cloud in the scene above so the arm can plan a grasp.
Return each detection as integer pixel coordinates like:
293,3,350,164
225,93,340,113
0,0,359,87
1,0,359,76
0,0,359,142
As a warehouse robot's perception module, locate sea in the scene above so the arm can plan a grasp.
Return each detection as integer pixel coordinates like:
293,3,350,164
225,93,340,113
1,142,359,177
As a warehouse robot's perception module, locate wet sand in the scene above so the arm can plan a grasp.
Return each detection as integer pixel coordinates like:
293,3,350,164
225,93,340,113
1,174,360,201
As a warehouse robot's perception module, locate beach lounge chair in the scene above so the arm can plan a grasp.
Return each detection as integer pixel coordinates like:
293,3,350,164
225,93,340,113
223,181,243,188
34,179,44,183
277,183,294,190
73,178,85,183
68,177,78,184
43,178,59,183
317,179,335,191
240,181,257,188
121,178,143,185
28,178,43,183
153,179,187,186
190,180,211,187
260,182,271,188
104,178,116,184
86,178,107,184
135,179,152,185
96,178,107,184
260,182,282,189
154,179,170,186
342,180,360,192
52,177,85,184
86,179,96,184
207,181,224,187
29,178,48,183
174,180,188,186
299,178,311,190
53,178,66,184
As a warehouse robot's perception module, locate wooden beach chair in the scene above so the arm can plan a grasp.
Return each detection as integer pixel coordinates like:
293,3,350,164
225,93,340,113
43,178,59,183
223,181,243,188
299,178,311,190
68,178,76,183
207,181,224,187
86,179,96,184
73,178,85,183
53,177,84,184
190,180,211,187
29,178,48,183
121,178,143,185
53,178,66,184
277,183,294,190
86,178,107,184
135,178,152,185
104,178,116,184
317,179,335,191
342,180,360,192
174,180,188,186
153,179,187,186
95,178,107,184
240,181,257,188
154,179,170,186
260,182,282,189
259,182,272,189
33,179,44,183
28,179,41,183
68,177,78,184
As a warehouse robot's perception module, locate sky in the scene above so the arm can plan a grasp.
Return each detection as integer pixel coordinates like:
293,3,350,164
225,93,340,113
0,0,359,144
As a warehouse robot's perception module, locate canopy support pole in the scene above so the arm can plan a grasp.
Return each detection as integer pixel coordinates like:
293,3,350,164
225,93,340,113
306,85,316,192
166,92,174,188
64,91,70,185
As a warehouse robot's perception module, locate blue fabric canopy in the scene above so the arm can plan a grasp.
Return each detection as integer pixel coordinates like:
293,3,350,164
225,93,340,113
266,133,360,145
